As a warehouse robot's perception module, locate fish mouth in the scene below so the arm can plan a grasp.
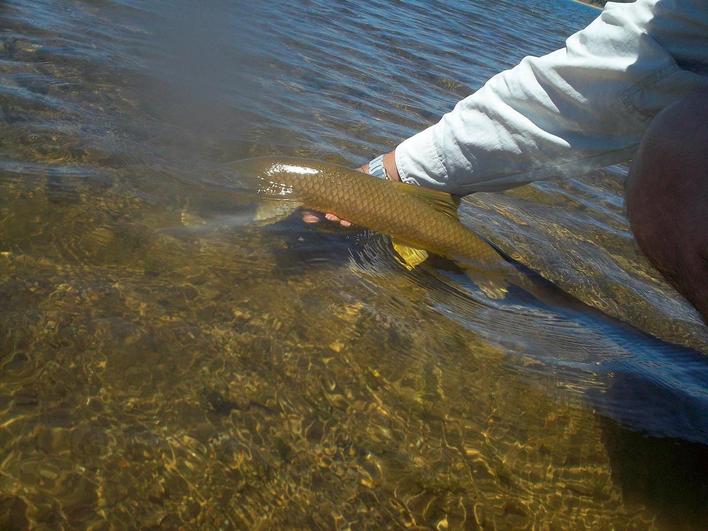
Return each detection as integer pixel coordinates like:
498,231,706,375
227,157,270,178
204,158,274,192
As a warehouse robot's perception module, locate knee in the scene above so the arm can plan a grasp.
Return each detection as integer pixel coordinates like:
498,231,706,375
625,91,708,321
626,92,708,219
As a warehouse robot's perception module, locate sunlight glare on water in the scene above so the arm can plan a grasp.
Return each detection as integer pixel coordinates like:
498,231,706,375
0,0,707,528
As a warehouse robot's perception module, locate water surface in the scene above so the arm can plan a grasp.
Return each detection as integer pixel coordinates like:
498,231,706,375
1,0,707,528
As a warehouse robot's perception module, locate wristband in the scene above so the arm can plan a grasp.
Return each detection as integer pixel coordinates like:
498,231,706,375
367,154,389,180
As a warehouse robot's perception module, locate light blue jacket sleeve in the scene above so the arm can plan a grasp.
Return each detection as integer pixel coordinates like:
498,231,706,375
395,0,708,194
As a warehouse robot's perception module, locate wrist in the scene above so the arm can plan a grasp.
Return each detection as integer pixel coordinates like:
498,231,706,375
367,151,401,181
382,150,400,182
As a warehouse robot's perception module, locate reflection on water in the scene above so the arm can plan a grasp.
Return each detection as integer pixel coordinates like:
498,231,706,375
0,0,707,528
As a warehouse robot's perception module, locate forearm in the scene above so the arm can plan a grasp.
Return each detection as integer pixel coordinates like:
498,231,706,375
394,0,708,194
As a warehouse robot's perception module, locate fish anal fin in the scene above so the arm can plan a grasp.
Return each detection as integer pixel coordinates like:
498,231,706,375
253,199,302,225
393,240,429,270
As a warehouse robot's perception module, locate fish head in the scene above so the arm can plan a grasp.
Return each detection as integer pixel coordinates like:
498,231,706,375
230,157,323,198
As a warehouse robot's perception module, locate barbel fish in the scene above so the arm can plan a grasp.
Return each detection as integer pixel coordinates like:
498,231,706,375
232,157,528,299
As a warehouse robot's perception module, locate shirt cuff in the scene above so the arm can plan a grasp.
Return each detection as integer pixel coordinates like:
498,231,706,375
395,125,449,189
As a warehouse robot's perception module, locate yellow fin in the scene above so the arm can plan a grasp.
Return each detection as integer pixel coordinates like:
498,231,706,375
253,199,301,225
393,240,429,270
389,180,460,219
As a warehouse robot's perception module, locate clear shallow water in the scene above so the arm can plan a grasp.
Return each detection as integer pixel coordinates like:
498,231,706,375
1,0,707,528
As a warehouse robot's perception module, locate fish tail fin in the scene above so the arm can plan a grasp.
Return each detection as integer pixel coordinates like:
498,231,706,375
460,265,510,300
507,268,564,306
466,265,560,303
473,273,510,300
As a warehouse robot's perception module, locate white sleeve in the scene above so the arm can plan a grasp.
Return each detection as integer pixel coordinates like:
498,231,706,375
395,0,708,194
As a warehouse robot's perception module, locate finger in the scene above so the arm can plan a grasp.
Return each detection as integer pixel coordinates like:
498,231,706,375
302,212,321,223
324,213,341,222
340,220,352,227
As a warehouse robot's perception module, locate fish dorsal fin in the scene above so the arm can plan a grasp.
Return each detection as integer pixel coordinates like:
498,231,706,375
253,199,302,225
389,180,461,219
393,240,429,269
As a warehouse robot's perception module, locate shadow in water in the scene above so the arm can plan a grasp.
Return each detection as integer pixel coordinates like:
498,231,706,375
601,417,708,529
264,214,371,276
425,259,708,443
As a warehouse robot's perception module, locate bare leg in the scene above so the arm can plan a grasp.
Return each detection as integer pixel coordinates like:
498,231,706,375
625,91,708,322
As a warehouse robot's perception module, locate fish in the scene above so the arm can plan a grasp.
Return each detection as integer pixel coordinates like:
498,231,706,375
230,157,528,299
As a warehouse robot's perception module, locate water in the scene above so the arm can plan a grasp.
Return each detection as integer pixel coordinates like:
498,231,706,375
1,0,707,528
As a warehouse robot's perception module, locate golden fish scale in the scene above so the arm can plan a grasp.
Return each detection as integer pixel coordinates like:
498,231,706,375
265,161,505,268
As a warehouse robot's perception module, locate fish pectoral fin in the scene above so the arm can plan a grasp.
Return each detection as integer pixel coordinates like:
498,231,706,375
393,240,429,270
253,199,302,225
462,267,509,300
